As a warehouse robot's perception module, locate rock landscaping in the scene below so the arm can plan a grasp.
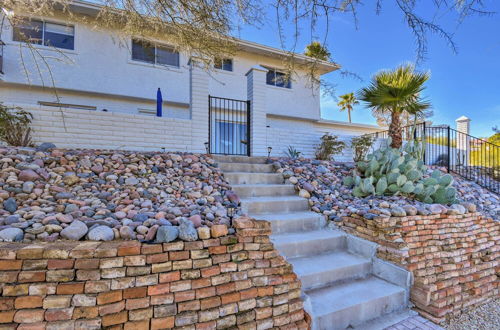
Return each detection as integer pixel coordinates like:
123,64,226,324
0,147,239,243
271,158,499,222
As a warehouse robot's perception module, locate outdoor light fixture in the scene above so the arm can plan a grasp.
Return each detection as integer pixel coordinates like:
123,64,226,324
227,203,236,226
204,142,210,154
267,146,272,158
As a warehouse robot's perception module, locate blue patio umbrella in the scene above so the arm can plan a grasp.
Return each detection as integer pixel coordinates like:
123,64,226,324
156,88,163,117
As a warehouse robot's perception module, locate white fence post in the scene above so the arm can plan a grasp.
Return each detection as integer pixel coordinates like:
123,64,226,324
455,116,471,167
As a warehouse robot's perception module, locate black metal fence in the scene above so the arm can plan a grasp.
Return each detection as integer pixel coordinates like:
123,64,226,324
208,96,251,156
366,123,500,194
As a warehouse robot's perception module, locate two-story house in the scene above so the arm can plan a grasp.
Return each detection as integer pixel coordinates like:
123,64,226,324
0,0,380,159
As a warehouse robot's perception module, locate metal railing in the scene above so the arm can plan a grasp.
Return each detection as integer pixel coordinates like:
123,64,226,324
366,123,499,194
208,95,251,156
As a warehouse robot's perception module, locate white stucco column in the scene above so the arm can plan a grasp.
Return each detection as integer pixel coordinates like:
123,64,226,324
190,59,210,153
455,116,471,166
246,66,267,156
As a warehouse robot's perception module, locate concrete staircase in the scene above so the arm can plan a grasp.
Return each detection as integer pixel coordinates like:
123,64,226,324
215,155,414,330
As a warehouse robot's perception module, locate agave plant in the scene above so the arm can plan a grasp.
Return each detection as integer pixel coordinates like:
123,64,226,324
343,137,458,205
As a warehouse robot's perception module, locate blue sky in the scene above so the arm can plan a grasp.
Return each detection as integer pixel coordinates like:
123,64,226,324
237,1,500,137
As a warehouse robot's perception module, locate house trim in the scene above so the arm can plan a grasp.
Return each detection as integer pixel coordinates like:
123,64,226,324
0,82,190,109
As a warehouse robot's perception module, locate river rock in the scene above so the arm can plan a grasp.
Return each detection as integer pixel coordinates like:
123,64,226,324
87,226,114,241
178,218,198,241
299,189,310,198
0,228,24,242
22,181,35,194
189,215,202,228
18,169,40,181
36,142,56,151
155,225,179,243
119,226,136,240
3,198,17,213
60,220,88,240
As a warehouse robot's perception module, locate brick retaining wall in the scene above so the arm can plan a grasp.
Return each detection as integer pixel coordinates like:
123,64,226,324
340,212,499,323
0,217,309,329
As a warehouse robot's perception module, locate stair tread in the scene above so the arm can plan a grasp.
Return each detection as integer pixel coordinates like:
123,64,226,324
232,183,294,188
240,195,307,203
307,276,406,317
289,251,370,277
251,211,322,221
272,229,344,245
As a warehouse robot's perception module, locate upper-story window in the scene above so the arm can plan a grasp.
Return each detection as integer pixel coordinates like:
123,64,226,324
132,39,179,67
266,69,291,89
13,19,75,50
214,58,233,71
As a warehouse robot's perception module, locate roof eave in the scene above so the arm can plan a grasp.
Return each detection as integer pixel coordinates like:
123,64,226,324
64,1,340,74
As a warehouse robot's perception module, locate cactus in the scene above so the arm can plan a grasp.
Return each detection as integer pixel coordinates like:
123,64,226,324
344,135,458,204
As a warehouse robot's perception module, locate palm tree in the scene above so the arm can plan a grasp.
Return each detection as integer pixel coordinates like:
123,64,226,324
358,64,431,149
304,41,331,61
337,93,358,123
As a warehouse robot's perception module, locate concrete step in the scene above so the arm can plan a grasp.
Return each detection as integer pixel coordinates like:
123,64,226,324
224,172,283,185
271,230,346,259
252,211,325,234
212,155,268,164
307,277,407,330
218,162,274,173
241,196,309,214
290,251,372,291
232,183,296,198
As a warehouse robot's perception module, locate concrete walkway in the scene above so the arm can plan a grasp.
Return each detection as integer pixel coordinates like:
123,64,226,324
386,315,444,330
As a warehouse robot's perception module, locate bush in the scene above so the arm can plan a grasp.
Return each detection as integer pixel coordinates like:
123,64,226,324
315,133,346,161
285,145,301,159
343,137,458,205
351,135,375,162
0,103,33,147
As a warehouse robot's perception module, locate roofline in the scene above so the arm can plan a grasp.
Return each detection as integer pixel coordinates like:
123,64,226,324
63,0,339,75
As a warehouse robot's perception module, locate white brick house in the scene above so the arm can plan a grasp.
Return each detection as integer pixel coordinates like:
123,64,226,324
0,0,381,160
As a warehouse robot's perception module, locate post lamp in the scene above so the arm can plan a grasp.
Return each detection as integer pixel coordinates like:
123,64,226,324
227,203,236,227
204,142,210,154
267,146,272,159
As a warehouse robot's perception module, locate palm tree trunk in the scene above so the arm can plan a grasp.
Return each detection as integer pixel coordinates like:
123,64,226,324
348,108,352,123
389,111,402,148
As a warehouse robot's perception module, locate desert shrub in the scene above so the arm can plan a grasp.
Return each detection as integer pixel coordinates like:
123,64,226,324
343,137,458,205
351,135,375,162
0,103,33,147
315,133,346,160
285,145,301,159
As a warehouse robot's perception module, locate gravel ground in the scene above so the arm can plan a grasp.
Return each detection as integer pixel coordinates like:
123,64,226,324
445,298,500,330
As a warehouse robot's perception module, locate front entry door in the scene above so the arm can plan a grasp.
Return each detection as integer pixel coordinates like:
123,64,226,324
209,96,251,156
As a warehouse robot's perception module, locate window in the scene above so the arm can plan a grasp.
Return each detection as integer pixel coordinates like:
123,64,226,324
132,39,179,67
13,19,74,50
214,58,233,71
266,69,291,89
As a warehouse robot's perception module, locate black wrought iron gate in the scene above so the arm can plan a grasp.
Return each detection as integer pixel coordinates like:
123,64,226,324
208,96,251,156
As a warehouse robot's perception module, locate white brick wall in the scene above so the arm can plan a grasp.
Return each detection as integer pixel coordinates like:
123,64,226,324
266,117,380,162
19,104,193,152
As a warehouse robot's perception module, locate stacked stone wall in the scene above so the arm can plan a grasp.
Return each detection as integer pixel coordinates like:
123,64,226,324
340,212,499,323
0,218,309,329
